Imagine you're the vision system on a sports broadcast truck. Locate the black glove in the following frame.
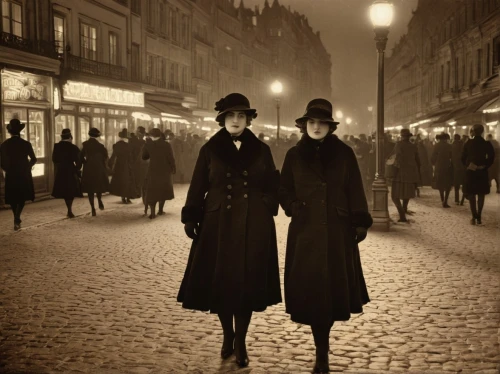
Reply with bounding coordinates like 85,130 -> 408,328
184,222 -> 199,240
355,227 -> 368,243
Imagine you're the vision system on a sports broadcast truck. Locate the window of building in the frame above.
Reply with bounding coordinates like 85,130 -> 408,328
131,0 -> 141,15
80,22 -> 97,61
493,35 -> 500,72
171,9 -> 178,43
446,61 -> 450,89
109,32 -> 118,65
131,43 -> 140,80
147,0 -> 156,30
486,43 -> 490,76
54,14 -> 65,55
454,57 -> 459,89
440,65 -> 444,92
160,1 -> 168,36
477,48 -> 482,80
2,0 -> 22,37
181,14 -> 189,48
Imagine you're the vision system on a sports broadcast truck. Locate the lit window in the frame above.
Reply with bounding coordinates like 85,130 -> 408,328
54,15 -> 64,55
109,32 -> 118,65
80,22 -> 97,61
2,1 -> 22,37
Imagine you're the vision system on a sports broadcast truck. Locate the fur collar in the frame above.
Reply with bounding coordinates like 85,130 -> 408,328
296,133 -> 341,166
205,127 -> 262,170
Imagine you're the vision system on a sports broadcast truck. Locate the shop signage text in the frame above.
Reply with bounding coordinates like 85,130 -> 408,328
1,70 -> 50,103
63,81 -> 144,107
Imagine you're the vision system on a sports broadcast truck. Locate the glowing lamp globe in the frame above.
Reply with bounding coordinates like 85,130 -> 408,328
271,80 -> 283,94
369,1 -> 394,28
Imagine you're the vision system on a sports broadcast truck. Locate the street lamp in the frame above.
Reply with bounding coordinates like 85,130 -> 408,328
346,117 -> 352,125
271,80 -> 283,144
336,110 -> 344,119
369,0 -> 393,231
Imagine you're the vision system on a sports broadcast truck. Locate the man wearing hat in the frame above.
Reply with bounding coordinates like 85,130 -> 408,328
51,128 -> 83,218
108,128 -> 135,204
279,98 -> 372,373
0,118 -> 37,230
431,132 -> 453,208
390,128 -> 421,222
80,127 -> 109,215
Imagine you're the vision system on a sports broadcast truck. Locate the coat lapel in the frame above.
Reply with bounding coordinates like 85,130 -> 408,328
296,134 -> 341,180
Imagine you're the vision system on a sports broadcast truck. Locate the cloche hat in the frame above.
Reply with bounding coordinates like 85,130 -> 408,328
7,118 -> 25,135
118,128 -> 128,139
295,98 -> 340,128
61,128 -> 72,140
214,93 -> 257,124
88,127 -> 101,137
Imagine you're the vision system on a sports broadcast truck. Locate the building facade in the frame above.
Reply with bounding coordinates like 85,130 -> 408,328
385,0 -> 500,139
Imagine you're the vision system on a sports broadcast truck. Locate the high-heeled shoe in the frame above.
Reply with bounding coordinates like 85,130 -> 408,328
67,212 -> 75,218
234,339 -> 249,367
220,333 -> 234,359
91,208 -> 96,217
98,201 -> 104,210
313,350 -> 330,373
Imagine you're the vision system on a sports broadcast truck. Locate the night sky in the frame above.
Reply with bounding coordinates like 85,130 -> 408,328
241,0 -> 419,135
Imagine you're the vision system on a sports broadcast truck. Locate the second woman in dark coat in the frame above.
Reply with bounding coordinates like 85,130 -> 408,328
431,132 -> 454,207
109,128 -> 136,204
279,99 -> 372,374
52,128 -> 82,218
178,93 -> 281,368
142,128 -> 176,219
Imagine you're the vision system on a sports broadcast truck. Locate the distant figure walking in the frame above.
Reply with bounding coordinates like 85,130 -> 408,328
80,127 -> 109,216
0,119 -> 37,230
486,133 -> 500,193
51,129 -> 82,218
141,128 -> 176,219
451,134 -> 466,205
391,129 -> 420,222
431,133 -> 453,208
109,129 -> 135,204
462,124 -> 495,225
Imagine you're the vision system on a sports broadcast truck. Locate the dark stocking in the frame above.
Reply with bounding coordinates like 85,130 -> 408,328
402,199 -> 409,213
15,202 -> 25,223
88,193 -> 95,209
391,197 -> 406,222
97,193 -> 104,209
443,189 -> 450,207
439,189 -> 445,202
234,311 -> 252,366
218,312 -> 234,358
311,321 -> 334,372
158,200 -> 166,214
64,198 -> 74,216
469,194 -> 478,219
460,191 -> 466,205
149,202 -> 156,219
454,185 -> 460,203
477,194 -> 485,221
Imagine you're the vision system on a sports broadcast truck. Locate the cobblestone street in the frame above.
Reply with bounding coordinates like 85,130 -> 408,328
0,186 -> 499,374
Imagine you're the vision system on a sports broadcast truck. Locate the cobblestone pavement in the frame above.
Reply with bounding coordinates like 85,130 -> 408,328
0,186 -> 499,374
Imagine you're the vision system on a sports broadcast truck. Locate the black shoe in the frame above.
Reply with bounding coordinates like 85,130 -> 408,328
91,208 -> 96,217
476,217 -> 482,225
234,340 -> 249,367
144,206 -> 148,215
157,211 -> 165,216
470,218 -> 476,225
221,333 -> 234,359
443,203 -> 451,208
121,197 -> 127,204
397,217 -> 408,223
14,223 -> 21,231
98,201 -> 104,210
67,212 -> 75,219
149,213 -> 156,220
313,351 -> 329,373
126,198 -> 132,204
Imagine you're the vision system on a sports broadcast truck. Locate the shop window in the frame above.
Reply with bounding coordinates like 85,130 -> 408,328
109,32 -> 118,65
2,1 -> 22,37
80,22 -> 97,61
55,114 -> 75,144
54,14 -> 65,55
79,117 -> 90,145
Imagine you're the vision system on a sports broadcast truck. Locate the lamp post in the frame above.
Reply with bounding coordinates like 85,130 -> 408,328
369,0 -> 393,231
271,80 -> 283,144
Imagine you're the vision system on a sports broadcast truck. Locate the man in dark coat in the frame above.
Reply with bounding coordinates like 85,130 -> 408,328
178,93 -> 281,368
451,134 -> 466,205
80,127 -> 109,216
486,133 -> 500,193
52,129 -> 83,218
431,133 -> 454,207
462,124 -> 495,225
142,128 -> 176,219
109,128 -> 135,203
128,129 -> 146,199
0,119 -> 37,230
279,99 -> 372,373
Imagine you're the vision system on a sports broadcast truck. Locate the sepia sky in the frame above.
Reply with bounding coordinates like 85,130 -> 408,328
240,0 -> 419,132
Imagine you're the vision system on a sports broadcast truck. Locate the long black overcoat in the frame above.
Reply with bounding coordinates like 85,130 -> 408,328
0,136 -> 37,204
109,141 -> 135,198
451,140 -> 466,186
52,141 -> 82,199
177,128 -> 282,314
129,136 -> 146,198
279,134 -> 373,326
431,141 -> 453,190
462,136 -> 495,195
417,142 -> 433,186
142,139 -> 176,203
80,138 -> 109,194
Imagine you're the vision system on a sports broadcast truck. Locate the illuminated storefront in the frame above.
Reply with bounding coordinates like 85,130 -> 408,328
1,69 -> 54,196
58,80 -> 145,153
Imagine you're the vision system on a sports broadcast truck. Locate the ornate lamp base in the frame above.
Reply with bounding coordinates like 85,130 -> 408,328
371,177 -> 390,231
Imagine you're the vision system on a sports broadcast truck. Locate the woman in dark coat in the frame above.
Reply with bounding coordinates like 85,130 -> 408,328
462,124 -> 495,225
141,128 -> 176,219
52,128 -> 83,218
451,134 -> 466,205
80,127 -> 109,216
279,99 -> 372,373
109,128 -> 135,203
431,132 -> 454,207
416,134 -> 433,188
0,119 -> 37,230
178,93 -> 281,368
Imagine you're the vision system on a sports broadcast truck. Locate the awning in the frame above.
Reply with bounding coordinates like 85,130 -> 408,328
478,95 -> 499,114
145,100 -> 197,123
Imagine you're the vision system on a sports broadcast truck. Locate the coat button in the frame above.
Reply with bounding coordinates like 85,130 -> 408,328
227,195 -> 232,199
226,172 -> 231,177
302,202 -> 306,205
243,181 -> 248,186
244,194 -> 248,198
227,185 -> 232,190
242,170 -> 248,176
227,205 -> 232,209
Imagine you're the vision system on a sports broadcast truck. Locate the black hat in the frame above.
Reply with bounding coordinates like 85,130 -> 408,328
118,128 -> 128,139
149,128 -> 162,138
61,128 -> 72,140
137,126 -> 146,135
295,99 -> 339,128
88,127 -> 101,137
7,118 -> 25,135
215,93 -> 257,124
400,128 -> 412,137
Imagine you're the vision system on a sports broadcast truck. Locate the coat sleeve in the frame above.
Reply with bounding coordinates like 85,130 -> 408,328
278,149 -> 297,217
73,145 -> 83,171
181,146 -> 210,224
485,142 -> 495,169
0,144 -> 9,172
165,142 -> 176,175
27,142 -> 37,167
346,147 -> 373,229
261,144 -> 280,216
